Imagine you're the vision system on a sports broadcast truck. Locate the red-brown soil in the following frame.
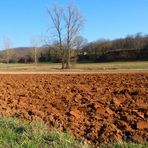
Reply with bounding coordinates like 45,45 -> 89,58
0,73 -> 147,144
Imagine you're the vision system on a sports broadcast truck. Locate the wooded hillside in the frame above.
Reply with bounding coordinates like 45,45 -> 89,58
0,33 -> 148,63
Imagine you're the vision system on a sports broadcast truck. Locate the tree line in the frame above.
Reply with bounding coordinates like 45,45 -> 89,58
79,33 -> 148,62
1,33 -> 148,64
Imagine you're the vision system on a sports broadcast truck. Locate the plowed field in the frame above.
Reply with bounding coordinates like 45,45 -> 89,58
0,73 -> 147,144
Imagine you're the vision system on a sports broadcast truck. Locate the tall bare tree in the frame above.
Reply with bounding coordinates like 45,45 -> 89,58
73,35 -> 87,54
47,3 -> 84,69
64,4 -> 84,68
47,5 -> 65,68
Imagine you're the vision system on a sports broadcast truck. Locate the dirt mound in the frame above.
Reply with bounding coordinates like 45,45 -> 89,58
0,73 -> 147,145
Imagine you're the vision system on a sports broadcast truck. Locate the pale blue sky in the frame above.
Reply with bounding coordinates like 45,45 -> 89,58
0,0 -> 148,49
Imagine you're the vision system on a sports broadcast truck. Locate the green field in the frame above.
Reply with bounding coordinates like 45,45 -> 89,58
0,61 -> 148,72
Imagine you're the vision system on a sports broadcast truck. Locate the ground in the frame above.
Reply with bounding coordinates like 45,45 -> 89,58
0,61 -> 148,72
0,72 -> 147,145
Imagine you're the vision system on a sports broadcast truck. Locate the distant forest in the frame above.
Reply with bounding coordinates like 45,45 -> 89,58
0,33 -> 148,63
80,33 -> 148,62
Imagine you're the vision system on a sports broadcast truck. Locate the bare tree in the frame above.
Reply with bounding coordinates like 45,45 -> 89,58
47,5 -> 65,68
31,35 -> 42,64
64,4 -> 84,68
47,3 -> 84,69
73,35 -> 87,53
3,37 -> 12,64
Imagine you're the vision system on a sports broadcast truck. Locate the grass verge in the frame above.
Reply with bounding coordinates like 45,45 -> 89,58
0,117 -> 147,148
0,61 -> 148,71
0,117 -> 87,148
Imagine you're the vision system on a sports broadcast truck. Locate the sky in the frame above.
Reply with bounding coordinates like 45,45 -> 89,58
0,0 -> 148,49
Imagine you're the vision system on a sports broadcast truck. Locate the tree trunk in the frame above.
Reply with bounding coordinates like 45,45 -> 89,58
61,60 -> 65,69
65,48 -> 71,69
66,60 -> 70,69
61,48 -> 65,69
34,48 -> 38,64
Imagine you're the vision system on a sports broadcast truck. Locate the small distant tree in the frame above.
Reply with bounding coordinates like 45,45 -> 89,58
9,50 -> 19,63
31,35 -> 42,64
134,32 -> 143,50
3,37 -> 12,64
73,35 -> 87,54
